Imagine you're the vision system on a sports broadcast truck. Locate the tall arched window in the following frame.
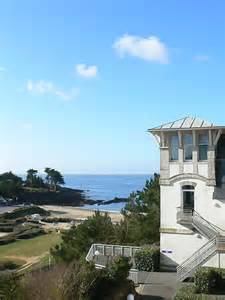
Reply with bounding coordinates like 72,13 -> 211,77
182,185 -> 195,210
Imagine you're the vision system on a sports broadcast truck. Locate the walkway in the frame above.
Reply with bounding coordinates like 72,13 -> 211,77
137,272 -> 178,300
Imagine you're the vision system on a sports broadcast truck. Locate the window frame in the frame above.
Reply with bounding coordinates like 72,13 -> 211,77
183,133 -> 193,161
169,134 -> 179,162
198,133 -> 208,161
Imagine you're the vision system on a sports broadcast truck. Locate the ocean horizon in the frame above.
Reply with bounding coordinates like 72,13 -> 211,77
64,174 -> 151,212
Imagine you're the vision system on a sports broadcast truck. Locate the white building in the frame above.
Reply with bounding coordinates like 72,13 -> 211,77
149,117 -> 225,281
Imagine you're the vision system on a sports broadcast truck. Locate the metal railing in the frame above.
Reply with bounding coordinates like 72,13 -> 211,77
86,243 -> 141,265
177,209 -> 225,281
176,208 -> 193,224
86,243 -> 141,284
192,211 -> 219,239
177,237 -> 217,281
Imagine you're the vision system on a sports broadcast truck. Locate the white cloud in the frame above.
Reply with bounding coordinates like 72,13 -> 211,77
26,80 -> 79,101
76,64 -> 98,78
113,34 -> 169,64
194,55 -> 209,62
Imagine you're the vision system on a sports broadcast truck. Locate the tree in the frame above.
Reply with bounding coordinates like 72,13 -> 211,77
116,173 -> 160,245
52,211 -> 116,263
44,168 -> 65,191
0,172 -> 23,199
26,169 -> 38,187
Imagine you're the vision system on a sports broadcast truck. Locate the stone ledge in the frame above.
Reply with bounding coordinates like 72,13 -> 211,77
160,227 -> 193,234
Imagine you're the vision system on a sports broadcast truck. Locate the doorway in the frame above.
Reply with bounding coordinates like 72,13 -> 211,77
182,185 -> 194,211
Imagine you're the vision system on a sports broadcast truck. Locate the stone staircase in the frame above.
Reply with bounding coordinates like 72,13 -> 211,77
177,209 -> 225,281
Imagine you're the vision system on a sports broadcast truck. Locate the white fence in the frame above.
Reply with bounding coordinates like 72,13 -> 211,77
86,243 -> 142,284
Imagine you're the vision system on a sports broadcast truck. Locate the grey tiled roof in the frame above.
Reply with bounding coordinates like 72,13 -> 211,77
150,117 -> 215,131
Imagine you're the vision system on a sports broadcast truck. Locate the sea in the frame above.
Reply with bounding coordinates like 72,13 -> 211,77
64,174 -> 151,212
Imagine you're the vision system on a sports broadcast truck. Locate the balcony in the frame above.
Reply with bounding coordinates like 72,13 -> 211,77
176,207 -> 193,225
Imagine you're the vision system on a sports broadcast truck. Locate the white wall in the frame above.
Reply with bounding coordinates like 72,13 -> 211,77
160,232 -> 207,266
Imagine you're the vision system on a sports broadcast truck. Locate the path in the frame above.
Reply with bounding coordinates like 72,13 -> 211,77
137,272 -> 178,300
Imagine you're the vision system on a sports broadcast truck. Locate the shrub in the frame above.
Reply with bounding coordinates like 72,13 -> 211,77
42,217 -> 73,223
0,226 -> 13,232
106,256 -> 132,282
0,234 -> 16,245
134,246 -> 160,272
173,285 -> 196,300
194,267 -> 222,294
2,206 -> 50,220
0,261 -> 20,271
17,228 -> 45,239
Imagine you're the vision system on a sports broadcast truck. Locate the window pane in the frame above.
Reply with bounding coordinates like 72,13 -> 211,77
183,191 -> 194,209
184,134 -> 193,160
198,134 -> 208,161
199,145 -> 208,160
170,135 -> 178,161
199,134 -> 208,145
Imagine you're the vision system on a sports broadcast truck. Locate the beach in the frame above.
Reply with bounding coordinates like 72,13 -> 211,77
41,205 -> 123,223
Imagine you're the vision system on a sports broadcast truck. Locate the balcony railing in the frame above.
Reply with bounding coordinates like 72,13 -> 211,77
176,207 -> 193,224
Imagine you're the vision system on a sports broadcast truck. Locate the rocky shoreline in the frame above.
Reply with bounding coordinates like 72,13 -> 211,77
0,187 -> 128,208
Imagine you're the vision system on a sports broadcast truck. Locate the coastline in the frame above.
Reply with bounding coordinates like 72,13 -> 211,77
40,205 -> 123,223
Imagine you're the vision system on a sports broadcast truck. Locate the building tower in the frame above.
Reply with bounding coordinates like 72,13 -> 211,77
149,117 -> 225,280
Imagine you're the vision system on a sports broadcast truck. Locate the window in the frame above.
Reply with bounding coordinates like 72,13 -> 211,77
198,134 -> 208,161
184,134 -> 193,160
182,185 -> 194,210
170,135 -> 179,161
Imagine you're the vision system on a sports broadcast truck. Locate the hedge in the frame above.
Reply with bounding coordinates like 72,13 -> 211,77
0,234 -> 16,245
0,226 -> 13,232
16,228 -> 45,239
42,217 -> 73,223
0,261 -> 21,271
173,285 -> 196,300
1,206 -> 50,220
134,247 -> 160,272
194,267 -> 223,294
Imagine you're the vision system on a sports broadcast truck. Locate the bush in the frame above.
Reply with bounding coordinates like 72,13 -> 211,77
134,246 -> 160,272
17,228 -> 45,239
0,261 -> 21,271
194,267 -> 222,294
173,285 -> 196,300
2,206 -> 50,220
106,256 -> 132,282
42,217 -> 73,223
0,234 -> 16,245
0,226 -> 13,232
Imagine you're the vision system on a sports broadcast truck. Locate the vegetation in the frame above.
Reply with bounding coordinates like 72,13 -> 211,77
119,173 -> 160,245
173,285 -> 196,300
52,174 -> 160,263
134,246 -> 160,272
25,169 -> 45,188
0,168 -> 66,202
1,206 -> 50,220
0,257 -> 135,300
194,267 -> 223,294
52,211 -> 116,262
174,268 -> 225,299
0,232 -> 61,259
0,172 -> 23,200
44,167 -> 65,191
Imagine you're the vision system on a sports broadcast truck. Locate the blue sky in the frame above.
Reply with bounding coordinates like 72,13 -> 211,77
0,0 -> 225,174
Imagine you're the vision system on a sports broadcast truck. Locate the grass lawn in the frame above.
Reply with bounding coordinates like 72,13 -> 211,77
0,232 -> 61,259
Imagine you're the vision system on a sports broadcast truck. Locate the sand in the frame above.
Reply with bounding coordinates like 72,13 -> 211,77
40,205 -> 123,223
